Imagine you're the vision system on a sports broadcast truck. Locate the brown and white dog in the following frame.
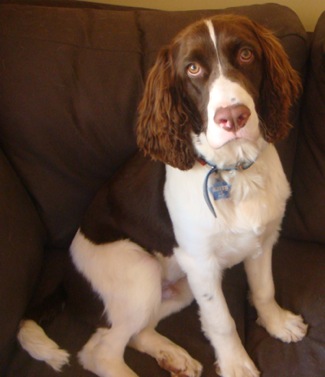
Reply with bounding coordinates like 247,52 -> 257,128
18,14 -> 308,377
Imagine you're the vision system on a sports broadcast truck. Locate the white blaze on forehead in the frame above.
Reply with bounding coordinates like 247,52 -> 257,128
204,19 -> 217,49
204,19 -> 223,75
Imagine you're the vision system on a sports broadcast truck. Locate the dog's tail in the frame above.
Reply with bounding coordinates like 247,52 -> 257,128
17,279 -> 70,371
17,319 -> 70,371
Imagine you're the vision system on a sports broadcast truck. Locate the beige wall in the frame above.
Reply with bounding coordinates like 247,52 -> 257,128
81,0 -> 324,31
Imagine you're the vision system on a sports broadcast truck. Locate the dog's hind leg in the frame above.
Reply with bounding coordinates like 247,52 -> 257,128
71,233 -> 163,377
130,328 -> 202,377
78,327 -> 139,377
129,277 -> 202,377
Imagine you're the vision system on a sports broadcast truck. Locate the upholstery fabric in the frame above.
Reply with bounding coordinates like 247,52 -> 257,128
0,4 -> 141,248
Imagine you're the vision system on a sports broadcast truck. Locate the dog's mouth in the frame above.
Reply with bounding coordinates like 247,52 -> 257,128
209,134 -> 245,150
193,131 -> 265,170
206,124 -> 261,150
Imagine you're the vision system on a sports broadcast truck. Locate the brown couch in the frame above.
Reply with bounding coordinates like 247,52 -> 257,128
0,1 -> 324,376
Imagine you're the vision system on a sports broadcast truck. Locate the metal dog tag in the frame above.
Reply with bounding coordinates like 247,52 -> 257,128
210,177 -> 231,200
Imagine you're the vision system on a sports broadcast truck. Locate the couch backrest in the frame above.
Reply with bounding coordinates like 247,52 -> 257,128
0,4 -> 142,248
0,2 -> 308,249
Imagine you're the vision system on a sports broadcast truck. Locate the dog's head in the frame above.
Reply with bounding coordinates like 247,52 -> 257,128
137,14 -> 301,170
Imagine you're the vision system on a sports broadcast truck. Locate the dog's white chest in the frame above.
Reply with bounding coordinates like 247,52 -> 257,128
164,144 -> 290,267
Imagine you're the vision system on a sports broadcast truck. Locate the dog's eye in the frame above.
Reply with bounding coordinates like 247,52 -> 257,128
238,48 -> 254,64
187,63 -> 202,77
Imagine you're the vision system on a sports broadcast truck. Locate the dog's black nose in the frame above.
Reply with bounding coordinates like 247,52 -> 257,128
214,104 -> 251,132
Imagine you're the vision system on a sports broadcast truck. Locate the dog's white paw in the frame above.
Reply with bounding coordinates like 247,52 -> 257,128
215,351 -> 260,377
257,308 -> 308,343
157,344 -> 202,377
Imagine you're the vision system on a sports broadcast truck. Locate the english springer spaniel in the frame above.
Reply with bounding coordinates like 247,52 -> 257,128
18,14 -> 308,377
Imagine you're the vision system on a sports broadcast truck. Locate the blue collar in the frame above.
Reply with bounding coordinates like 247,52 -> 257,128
198,157 -> 255,218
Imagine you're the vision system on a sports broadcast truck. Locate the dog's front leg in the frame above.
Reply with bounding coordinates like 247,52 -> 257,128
175,248 -> 260,377
244,242 -> 308,343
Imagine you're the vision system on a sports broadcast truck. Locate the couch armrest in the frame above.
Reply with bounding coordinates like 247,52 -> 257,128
284,11 -> 325,242
0,149 -> 45,372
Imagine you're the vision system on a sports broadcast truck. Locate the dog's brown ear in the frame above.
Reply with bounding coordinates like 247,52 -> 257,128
137,47 -> 197,170
252,22 -> 302,142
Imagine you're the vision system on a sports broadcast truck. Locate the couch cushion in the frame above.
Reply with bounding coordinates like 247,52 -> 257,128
0,149 -> 44,373
0,4 -> 142,248
285,12 -> 325,243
